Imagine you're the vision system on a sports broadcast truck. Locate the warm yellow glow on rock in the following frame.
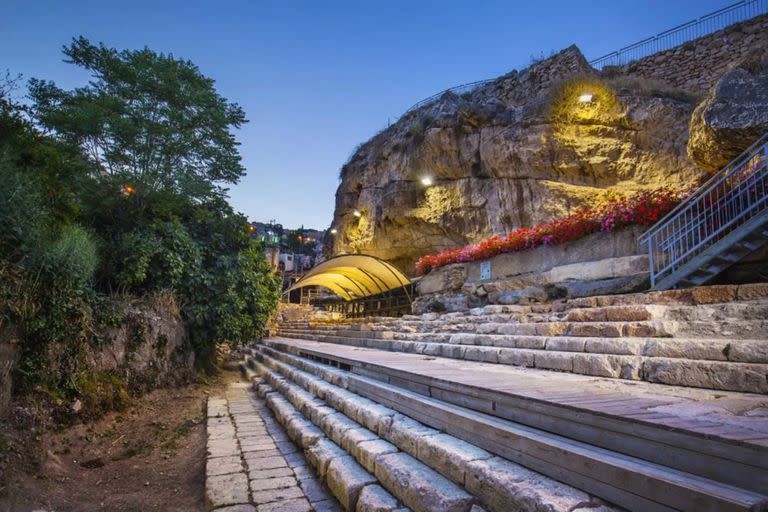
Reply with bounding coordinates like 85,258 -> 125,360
413,185 -> 459,223
549,77 -> 624,126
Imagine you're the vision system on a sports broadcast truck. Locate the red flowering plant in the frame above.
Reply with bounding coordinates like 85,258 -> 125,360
414,188 -> 685,275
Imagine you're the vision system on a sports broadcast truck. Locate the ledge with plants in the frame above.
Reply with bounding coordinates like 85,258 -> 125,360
415,188 -> 686,275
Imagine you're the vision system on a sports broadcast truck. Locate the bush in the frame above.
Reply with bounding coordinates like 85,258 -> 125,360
43,225 -> 99,288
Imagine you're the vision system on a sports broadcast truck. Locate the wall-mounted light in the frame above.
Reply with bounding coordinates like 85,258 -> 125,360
330,228 -> 338,234
578,93 -> 594,103
353,210 -> 362,218
420,176 -> 433,186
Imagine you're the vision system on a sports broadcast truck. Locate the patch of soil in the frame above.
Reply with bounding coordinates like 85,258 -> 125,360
0,371 -> 240,512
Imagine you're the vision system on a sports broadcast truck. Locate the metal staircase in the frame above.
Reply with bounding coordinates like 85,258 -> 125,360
640,132 -> 768,290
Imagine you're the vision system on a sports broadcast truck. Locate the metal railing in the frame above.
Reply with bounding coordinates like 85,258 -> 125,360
393,0 -> 766,123
590,0 -> 768,69
313,284 -> 414,318
401,78 -> 496,117
639,132 -> 768,288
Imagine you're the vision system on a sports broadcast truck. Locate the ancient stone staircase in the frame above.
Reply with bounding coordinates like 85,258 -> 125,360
225,284 -> 768,511
276,283 -> 768,394
238,342 -> 768,511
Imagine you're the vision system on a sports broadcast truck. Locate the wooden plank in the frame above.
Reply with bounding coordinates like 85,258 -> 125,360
345,372 -> 766,512
264,338 -> 768,479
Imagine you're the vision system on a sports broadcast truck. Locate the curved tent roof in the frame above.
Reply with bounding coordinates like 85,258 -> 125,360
286,254 -> 411,301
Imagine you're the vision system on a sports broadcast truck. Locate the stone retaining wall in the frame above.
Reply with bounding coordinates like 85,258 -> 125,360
414,227 -> 648,313
619,14 -> 768,93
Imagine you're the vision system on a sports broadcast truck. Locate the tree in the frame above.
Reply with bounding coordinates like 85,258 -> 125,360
29,36 -> 247,200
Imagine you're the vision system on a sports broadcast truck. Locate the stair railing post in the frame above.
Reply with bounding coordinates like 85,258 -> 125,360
647,237 -> 656,289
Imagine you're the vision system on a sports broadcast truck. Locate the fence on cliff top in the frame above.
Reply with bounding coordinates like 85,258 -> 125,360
589,0 -> 768,69
397,0 -> 767,120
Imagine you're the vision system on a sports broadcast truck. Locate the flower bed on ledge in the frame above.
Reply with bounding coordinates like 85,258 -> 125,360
415,188 -> 685,275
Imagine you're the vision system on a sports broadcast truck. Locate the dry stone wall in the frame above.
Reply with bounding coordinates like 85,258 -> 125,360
621,14 -> 768,93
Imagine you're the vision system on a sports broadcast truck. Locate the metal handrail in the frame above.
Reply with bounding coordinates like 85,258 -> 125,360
402,78 -> 496,116
640,131 -> 768,242
590,0 -> 767,69
639,132 -> 768,288
392,1 -> 766,123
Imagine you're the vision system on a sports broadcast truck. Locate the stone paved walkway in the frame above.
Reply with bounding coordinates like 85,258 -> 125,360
205,381 -> 342,511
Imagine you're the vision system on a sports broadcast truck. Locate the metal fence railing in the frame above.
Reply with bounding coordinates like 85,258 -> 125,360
589,0 -> 768,69
393,0 -> 767,123
639,132 -> 768,288
401,78 -> 496,117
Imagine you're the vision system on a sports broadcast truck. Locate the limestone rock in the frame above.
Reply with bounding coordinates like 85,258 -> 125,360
688,49 -> 768,172
331,46 -> 704,272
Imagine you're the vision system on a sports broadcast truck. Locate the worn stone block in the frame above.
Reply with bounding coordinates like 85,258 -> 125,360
355,484 -> 401,512
497,348 -> 535,367
248,467 -> 294,481
535,352 -> 574,372
381,416 -> 439,457
208,437 -> 241,458
306,439 -> 348,477
206,472 -> 250,508
642,358 -> 768,393
340,427 -> 380,454
545,337 -> 586,352
374,452 -> 473,512
250,475 -> 298,492
207,455 -> 244,477
353,439 -> 399,473
355,403 -> 396,433
466,456 -> 590,512
325,456 -> 377,511
416,433 -> 491,486
257,497 -> 312,512
251,485 -> 305,505
244,455 -> 288,471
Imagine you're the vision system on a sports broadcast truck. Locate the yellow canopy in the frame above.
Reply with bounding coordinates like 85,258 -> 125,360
286,254 -> 411,301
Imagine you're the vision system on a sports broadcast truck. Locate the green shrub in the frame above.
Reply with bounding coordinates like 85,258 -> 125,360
44,225 -> 99,288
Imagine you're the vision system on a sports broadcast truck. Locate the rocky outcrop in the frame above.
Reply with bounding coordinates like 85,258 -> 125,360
688,49 -> 768,172
332,46 -> 705,272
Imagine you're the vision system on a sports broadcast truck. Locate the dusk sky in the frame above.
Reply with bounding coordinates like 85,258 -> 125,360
2,0 -> 727,229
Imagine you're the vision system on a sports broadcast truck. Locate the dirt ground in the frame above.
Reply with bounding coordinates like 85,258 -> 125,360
0,371 -> 240,512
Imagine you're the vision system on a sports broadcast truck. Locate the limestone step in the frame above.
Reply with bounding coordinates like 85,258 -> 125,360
262,338 -> 768,492
247,350 -> 616,512
274,329 -> 768,393
250,359 -> 483,512
279,300 -> 768,339
252,376 -> 407,511
278,327 -> 768,364
249,342 -> 768,512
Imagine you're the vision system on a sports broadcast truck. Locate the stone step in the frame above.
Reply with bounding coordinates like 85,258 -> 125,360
277,327 -> 768,364
274,329 -> 768,393
248,350 -> 618,512
249,358 -> 485,512
249,343 -> 768,512
252,375 -> 407,511
262,338 -> 768,491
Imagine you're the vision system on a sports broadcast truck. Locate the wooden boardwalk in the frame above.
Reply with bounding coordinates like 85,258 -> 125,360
268,337 -> 768,446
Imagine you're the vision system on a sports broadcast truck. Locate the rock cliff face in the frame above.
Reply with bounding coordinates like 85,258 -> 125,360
688,49 -> 768,172
331,46 -> 705,272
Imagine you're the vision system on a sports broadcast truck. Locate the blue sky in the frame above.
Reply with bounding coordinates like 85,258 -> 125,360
2,0 -> 728,229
